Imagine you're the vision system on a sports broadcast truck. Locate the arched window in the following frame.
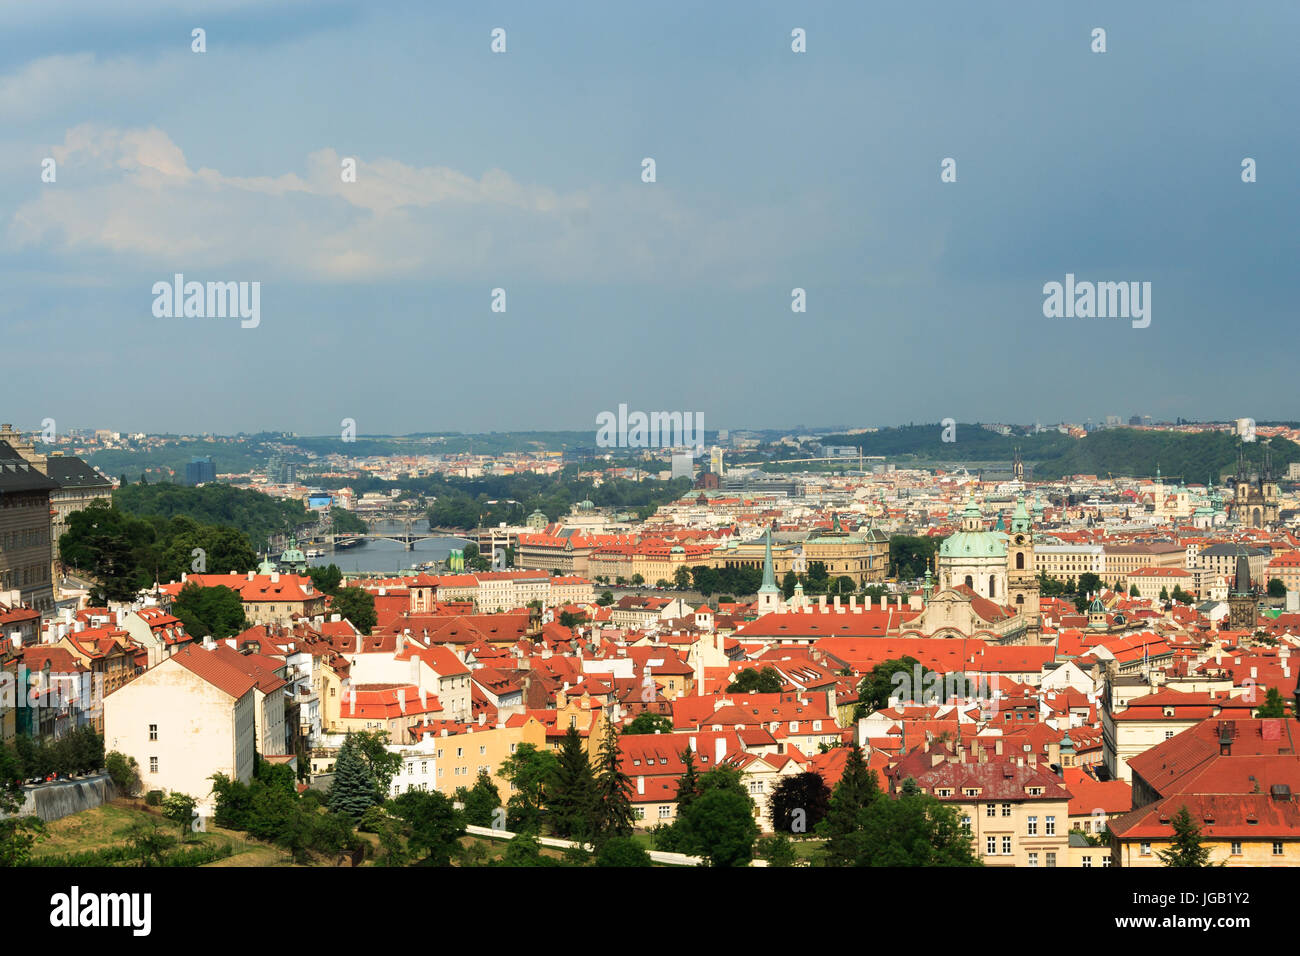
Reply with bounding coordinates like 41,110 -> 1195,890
1016,595 -> 1024,605
964,575 -> 973,589
989,576 -> 997,598
1016,553 -> 1025,570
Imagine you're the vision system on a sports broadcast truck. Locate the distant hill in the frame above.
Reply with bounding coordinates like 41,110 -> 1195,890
816,425 -> 1299,482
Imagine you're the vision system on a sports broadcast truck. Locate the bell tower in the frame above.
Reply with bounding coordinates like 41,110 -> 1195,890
1006,495 -> 1041,640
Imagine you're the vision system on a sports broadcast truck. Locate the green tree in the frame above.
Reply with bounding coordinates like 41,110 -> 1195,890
1256,686 -> 1287,718
768,771 -> 832,835
547,726 -> 599,841
854,657 -> 941,718
331,586 -> 377,634
597,590 -> 615,606
172,582 -> 248,640
673,566 -> 692,590
854,791 -> 981,866
818,745 -> 879,866
0,744 -> 45,865
675,784 -> 758,867
1130,584 -> 1140,597
308,563 -> 344,595
1268,578 -> 1287,598
499,742 -> 558,834
596,835 -> 652,867
675,748 -> 702,814
592,723 -> 635,846
461,770 -> 502,828
105,751 -> 142,797
1159,586 -> 1170,602
1157,805 -> 1217,867
350,731 -> 403,800
162,792 -> 198,840
756,833 -> 798,867
390,790 -> 465,866
126,819 -> 176,867
781,569 -> 799,600
727,666 -> 783,694
329,733 -> 380,819
622,712 -> 674,735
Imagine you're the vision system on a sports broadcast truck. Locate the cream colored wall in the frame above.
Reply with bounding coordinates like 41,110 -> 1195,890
103,659 -> 255,812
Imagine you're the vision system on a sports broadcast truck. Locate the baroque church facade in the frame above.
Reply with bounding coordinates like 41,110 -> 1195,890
924,494 -> 1042,644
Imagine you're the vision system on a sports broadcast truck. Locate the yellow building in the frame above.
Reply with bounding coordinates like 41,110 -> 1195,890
887,738 -> 1073,867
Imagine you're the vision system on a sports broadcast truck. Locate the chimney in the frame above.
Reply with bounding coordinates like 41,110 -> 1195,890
248,570 -> 255,581
817,595 -> 827,611
715,736 -> 726,766
271,572 -> 280,583
833,595 -> 841,613
849,595 -> 857,612
864,596 -> 872,611
181,572 -> 187,583
637,776 -> 645,795
995,738 -> 1003,756
689,735 -> 697,753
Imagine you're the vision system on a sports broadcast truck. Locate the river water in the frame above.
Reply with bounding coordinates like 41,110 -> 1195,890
306,520 -> 471,575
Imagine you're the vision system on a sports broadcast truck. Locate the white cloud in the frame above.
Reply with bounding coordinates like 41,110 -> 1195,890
9,125 -> 798,283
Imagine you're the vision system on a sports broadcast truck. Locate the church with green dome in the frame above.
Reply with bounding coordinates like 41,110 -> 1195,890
929,492 -> 1043,642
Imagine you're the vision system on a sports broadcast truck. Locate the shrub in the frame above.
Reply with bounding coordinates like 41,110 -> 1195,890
145,790 -> 164,807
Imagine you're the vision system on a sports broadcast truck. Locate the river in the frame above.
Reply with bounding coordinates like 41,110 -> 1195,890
307,520 -> 472,575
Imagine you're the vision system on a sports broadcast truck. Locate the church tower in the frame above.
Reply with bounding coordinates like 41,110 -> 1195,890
1012,447 -> 1025,483
1227,550 -> 1258,631
756,528 -> 782,616
1006,494 -> 1041,640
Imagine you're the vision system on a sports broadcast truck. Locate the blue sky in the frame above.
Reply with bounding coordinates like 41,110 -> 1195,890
1,0 -> 1295,436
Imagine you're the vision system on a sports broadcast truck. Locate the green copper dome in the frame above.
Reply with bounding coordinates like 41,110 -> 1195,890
939,532 -> 1008,558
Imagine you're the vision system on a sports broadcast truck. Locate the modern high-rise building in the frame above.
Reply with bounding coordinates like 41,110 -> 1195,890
185,456 -> 216,485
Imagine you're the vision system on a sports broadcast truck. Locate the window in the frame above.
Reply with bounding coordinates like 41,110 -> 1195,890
1027,816 -> 1038,835
148,724 -> 157,741
1140,842 -> 1151,856
986,836 -> 996,855
1001,836 -> 1012,855
748,781 -> 764,795
420,761 -> 427,774
961,816 -> 971,834
149,756 -> 158,773
634,807 -> 645,820
480,745 -> 486,756
1165,730 -> 1175,740
1001,803 -> 1012,817
1231,841 -> 1242,855
986,803 -> 996,818
658,805 -> 672,819
1273,842 -> 1283,856
1046,852 -> 1056,868
1103,856 -> 1112,867
1082,855 -> 1092,868
936,788 -> 952,797
1027,852 -> 1038,867
456,747 -> 463,757
1045,815 -> 1055,836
